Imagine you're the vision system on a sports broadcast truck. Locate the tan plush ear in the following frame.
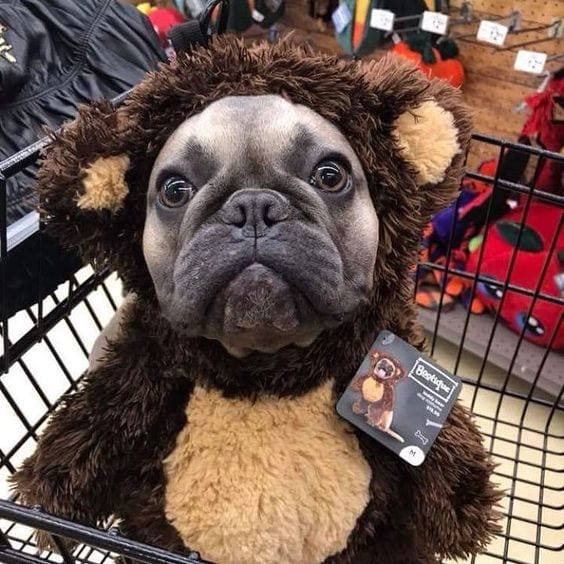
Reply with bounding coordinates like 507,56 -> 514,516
77,154 -> 130,211
393,100 -> 460,186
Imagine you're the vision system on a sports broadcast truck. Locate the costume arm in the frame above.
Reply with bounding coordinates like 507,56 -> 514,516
351,373 -> 369,392
11,302 -> 192,533
406,402 -> 502,559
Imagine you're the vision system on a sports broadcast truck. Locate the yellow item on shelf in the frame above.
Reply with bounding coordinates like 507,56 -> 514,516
137,3 -> 155,15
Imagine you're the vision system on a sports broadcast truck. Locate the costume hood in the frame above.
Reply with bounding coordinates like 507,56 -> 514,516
38,37 -> 472,397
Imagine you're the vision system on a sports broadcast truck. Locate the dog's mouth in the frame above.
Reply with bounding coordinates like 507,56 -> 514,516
222,263 -> 300,335
200,262 -> 349,355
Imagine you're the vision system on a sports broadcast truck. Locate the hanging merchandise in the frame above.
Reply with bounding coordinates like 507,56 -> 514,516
465,201 -> 564,350
391,33 -> 464,87
335,0 -> 427,58
0,0 -> 164,319
520,69 -> 564,194
222,0 -> 285,32
174,0 -> 207,18
253,0 -> 285,27
140,5 -> 187,47
309,0 -> 339,22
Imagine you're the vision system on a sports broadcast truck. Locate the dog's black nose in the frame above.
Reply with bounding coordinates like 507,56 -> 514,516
221,189 -> 289,237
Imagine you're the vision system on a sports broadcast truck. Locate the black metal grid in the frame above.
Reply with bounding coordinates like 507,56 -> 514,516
0,133 -> 562,563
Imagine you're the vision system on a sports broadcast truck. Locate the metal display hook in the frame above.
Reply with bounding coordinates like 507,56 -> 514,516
495,20 -> 563,52
441,10 -> 521,43
441,9 -> 562,53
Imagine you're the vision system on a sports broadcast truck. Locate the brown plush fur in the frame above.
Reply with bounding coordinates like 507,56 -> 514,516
13,37 -> 502,563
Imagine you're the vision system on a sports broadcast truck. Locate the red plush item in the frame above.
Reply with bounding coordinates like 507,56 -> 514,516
521,73 -> 564,193
466,201 -> 564,350
391,41 -> 464,88
147,7 -> 186,46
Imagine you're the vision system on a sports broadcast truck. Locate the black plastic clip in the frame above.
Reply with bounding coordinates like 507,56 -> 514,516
168,0 -> 230,53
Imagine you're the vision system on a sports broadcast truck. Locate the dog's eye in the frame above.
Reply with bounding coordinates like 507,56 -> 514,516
159,176 -> 195,208
310,160 -> 349,193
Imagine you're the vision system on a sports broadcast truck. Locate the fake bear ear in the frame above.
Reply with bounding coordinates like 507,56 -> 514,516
37,100 -> 150,289
392,100 -> 460,187
361,54 -> 472,221
77,154 -> 130,212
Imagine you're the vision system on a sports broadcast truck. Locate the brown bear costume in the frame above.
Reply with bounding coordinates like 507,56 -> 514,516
13,37 -> 502,564
351,352 -> 406,441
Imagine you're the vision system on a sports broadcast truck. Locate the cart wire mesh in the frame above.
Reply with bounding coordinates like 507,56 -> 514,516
0,133 -> 562,564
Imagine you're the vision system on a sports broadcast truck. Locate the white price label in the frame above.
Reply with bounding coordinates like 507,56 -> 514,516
252,9 -> 265,23
332,4 -> 352,34
476,20 -> 509,46
370,9 -> 395,32
420,11 -> 449,35
514,50 -> 547,74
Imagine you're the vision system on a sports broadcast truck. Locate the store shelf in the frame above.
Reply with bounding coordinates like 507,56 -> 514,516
419,304 -> 563,399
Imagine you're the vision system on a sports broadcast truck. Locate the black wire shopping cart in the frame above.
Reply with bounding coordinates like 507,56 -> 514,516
0,132 -> 562,563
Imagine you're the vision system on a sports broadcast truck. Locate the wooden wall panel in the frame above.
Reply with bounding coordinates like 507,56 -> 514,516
449,0 -> 563,167
278,0 -> 563,168
128,0 -> 562,168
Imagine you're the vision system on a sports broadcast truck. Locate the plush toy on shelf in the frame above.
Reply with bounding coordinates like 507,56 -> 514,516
13,35 -> 501,564
137,3 -> 187,47
465,200 -> 564,350
519,69 -> 564,194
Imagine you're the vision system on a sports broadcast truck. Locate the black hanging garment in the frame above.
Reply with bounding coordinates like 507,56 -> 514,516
0,0 -> 165,318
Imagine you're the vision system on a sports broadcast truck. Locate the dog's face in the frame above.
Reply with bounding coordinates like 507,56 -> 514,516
143,95 -> 379,356
372,355 -> 403,383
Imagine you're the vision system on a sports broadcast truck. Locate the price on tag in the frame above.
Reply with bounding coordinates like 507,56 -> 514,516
332,3 -> 352,34
514,50 -> 547,74
420,11 -> 449,35
476,20 -> 509,46
370,9 -> 395,32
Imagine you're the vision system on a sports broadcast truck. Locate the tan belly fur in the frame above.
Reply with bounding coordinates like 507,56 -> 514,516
362,378 -> 384,403
164,380 -> 372,564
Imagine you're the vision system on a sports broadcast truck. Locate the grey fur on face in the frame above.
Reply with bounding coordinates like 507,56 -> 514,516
143,95 -> 379,356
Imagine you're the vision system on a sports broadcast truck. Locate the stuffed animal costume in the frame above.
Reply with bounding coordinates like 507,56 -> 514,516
13,37 -> 501,564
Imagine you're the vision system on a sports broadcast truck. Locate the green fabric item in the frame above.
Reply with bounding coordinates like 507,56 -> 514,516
227,0 -> 253,32
335,0 -> 386,58
436,38 -> 459,60
468,234 -> 483,253
496,221 -> 544,252
405,32 -> 436,64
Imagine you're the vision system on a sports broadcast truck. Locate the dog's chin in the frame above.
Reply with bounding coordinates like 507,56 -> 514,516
204,263 -> 323,356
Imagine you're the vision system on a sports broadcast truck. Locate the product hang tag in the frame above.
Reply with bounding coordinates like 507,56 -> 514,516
476,20 -> 509,46
420,11 -> 449,35
370,9 -> 395,32
336,331 -> 462,467
332,3 -> 352,34
514,50 -> 547,74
